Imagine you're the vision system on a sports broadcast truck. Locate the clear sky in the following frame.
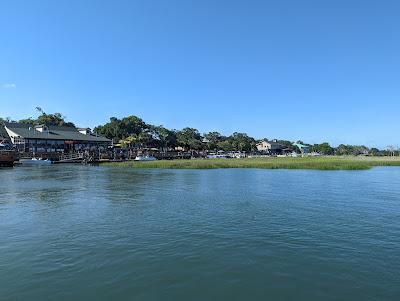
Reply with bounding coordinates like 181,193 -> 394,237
1,0 -> 399,147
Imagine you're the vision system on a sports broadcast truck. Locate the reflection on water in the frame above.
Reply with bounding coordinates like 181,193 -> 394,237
1,165 -> 400,300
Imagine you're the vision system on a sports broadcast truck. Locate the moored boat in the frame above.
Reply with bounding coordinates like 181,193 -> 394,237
134,155 -> 157,161
20,158 -> 52,165
0,143 -> 18,167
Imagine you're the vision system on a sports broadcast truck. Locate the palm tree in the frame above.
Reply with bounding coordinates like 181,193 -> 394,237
119,134 -> 138,148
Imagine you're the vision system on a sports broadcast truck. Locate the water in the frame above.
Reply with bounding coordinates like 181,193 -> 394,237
1,165 -> 399,300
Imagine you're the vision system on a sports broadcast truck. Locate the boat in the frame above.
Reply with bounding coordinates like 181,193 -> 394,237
20,157 -> 52,165
206,151 -> 230,159
134,155 -> 157,161
0,143 -> 17,167
206,154 -> 229,159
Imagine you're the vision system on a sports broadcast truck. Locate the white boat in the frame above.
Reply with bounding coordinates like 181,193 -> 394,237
207,154 -> 229,159
20,158 -> 52,164
134,155 -> 157,161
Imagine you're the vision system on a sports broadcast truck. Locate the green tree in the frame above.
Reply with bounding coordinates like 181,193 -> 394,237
229,132 -> 255,152
94,117 -> 124,142
149,126 -> 177,150
121,116 -> 147,136
36,112 -> 75,127
18,118 -> 36,124
119,135 -> 138,148
204,131 -> 223,150
335,144 -> 370,156
217,140 -> 234,151
312,142 -> 334,155
369,148 -> 381,156
94,115 -> 148,143
137,131 -> 152,146
176,128 -> 203,150
16,108 -> 75,127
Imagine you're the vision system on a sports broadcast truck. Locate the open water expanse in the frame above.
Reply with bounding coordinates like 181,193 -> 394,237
1,165 -> 399,300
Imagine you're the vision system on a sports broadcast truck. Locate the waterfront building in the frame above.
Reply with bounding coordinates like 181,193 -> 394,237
256,140 -> 285,154
292,142 -> 311,154
2,123 -> 111,153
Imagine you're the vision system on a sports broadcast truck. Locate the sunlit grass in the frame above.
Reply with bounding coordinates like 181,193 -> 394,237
105,156 -> 400,170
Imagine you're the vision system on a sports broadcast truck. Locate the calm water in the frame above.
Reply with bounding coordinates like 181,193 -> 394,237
1,165 -> 400,300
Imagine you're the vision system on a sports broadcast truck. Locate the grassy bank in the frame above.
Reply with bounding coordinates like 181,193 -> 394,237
105,156 -> 400,170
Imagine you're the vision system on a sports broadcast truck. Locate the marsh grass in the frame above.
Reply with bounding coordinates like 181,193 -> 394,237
106,156 -> 400,170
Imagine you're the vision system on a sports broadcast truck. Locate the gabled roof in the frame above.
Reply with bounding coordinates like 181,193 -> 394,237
4,123 -> 110,143
293,143 -> 309,149
257,140 -> 284,146
0,124 -> 10,140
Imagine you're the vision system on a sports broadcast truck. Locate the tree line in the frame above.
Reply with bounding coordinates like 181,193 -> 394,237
92,116 -> 258,152
1,110 -> 398,156
1,108 -> 75,128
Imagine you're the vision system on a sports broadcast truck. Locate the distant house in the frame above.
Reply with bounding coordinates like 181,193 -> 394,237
292,142 -> 311,154
3,123 -> 111,153
256,140 -> 285,154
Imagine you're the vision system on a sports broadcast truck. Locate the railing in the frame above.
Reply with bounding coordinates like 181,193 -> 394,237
59,152 -> 84,162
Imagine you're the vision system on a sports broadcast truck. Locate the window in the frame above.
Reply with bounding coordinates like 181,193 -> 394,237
13,137 -> 25,144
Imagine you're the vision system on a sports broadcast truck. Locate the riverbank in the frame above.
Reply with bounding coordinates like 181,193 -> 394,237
105,156 -> 400,170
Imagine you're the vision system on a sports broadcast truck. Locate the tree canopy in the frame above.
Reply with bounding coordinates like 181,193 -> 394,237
312,142 -> 334,155
93,116 -> 147,143
1,109 -> 395,155
176,128 -> 203,150
16,107 -> 75,127
336,144 -> 369,156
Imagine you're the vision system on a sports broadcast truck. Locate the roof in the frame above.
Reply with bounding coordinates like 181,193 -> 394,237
0,124 -> 10,140
257,140 -> 284,146
4,123 -> 110,143
293,143 -> 309,148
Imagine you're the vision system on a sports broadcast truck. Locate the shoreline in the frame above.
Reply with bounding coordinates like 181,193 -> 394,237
104,156 -> 400,170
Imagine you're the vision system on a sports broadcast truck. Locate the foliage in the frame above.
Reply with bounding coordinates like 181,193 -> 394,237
204,131 -> 223,150
217,140 -> 234,152
17,108 -> 75,127
176,128 -> 203,150
228,132 -> 256,152
38,113 -> 75,127
93,116 -> 147,143
3,109 -> 397,155
149,126 -> 177,149
336,144 -> 369,156
204,132 -> 256,152
312,142 -> 334,155
119,135 -> 138,148
2,109 -> 74,127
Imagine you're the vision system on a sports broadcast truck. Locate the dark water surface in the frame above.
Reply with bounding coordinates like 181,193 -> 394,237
1,165 -> 399,300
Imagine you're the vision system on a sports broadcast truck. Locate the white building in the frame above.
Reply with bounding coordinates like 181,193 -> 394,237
256,140 -> 285,153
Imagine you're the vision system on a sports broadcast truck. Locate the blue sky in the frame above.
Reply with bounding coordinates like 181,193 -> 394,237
1,0 -> 399,147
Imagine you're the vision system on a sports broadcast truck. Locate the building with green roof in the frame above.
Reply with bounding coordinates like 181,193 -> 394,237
292,142 -> 311,154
